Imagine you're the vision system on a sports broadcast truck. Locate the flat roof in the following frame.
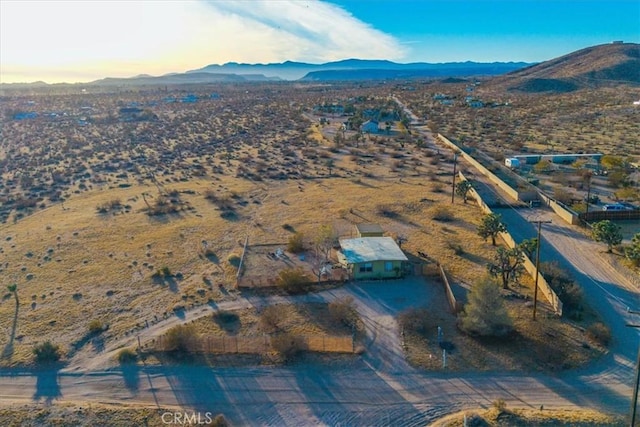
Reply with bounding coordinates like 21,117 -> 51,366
339,237 -> 408,264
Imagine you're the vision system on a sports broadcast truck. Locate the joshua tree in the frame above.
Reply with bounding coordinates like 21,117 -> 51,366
7,284 -> 18,307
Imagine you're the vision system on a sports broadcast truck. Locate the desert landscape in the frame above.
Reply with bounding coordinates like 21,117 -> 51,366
0,26 -> 639,425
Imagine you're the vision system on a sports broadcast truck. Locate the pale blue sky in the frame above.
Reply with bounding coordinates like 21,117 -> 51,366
1,0 -> 638,83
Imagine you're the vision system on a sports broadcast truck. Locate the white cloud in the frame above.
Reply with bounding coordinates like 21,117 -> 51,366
0,0 -> 405,83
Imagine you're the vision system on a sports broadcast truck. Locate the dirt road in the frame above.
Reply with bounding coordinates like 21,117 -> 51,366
0,277 -> 636,425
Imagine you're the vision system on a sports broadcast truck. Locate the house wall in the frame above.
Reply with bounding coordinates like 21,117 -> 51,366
357,231 -> 384,238
351,260 -> 403,280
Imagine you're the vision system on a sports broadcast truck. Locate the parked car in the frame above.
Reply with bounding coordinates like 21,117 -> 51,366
602,204 -> 627,211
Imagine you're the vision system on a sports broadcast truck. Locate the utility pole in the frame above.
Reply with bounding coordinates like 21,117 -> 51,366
529,219 -> 552,320
451,152 -> 458,204
584,172 -> 593,216
627,319 -> 640,427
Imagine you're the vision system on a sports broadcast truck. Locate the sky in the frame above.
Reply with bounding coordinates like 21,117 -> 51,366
1,0 -> 638,83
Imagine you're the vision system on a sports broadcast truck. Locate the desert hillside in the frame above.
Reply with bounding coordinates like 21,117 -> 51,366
490,42 -> 640,92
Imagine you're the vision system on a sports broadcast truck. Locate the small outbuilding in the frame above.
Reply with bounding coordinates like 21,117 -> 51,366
337,236 -> 408,280
355,223 -> 384,238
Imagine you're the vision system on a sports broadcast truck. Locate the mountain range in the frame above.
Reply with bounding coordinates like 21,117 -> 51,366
2,42 -> 638,91
187,59 -> 531,81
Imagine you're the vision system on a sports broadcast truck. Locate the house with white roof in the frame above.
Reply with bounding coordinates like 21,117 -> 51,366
337,236 -> 408,280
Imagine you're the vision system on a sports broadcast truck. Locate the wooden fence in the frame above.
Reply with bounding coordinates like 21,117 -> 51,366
155,334 -> 353,354
438,264 -> 463,314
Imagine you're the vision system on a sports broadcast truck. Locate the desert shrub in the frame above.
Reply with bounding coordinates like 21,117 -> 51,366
328,296 -> 357,328
213,310 -> 239,326
540,262 -> 584,317
153,266 -> 172,279
33,341 -> 61,364
282,223 -> 295,232
430,182 -> 444,193
226,254 -> 241,268
430,206 -> 454,222
398,308 -> 437,336
260,306 -> 284,333
271,333 -> 306,361
276,268 -> 309,294
586,322 -> 611,347
460,276 -> 512,337
287,232 -> 305,253
492,398 -> 507,412
117,348 -> 138,364
553,187 -> 574,205
88,319 -> 104,334
447,240 -> 465,255
376,204 -> 399,218
210,415 -> 229,427
161,324 -> 199,353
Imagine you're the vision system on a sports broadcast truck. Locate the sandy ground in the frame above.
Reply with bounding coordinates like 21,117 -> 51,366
0,101 -> 637,426
0,274 -> 636,426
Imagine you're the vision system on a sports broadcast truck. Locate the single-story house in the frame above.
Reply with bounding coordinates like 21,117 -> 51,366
337,236 -> 408,280
355,223 -> 384,238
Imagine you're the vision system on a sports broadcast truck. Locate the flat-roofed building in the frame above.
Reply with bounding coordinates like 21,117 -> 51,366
337,236 -> 408,280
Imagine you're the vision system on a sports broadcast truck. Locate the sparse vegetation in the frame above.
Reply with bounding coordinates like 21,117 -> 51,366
430,205 -> 455,222
88,319 -> 105,334
459,276 -> 512,337
160,324 -> 199,354
117,348 -> 138,364
477,213 -> 506,246
32,341 -> 61,364
287,232 -> 305,253
276,267 -> 310,294
586,322 -> 611,347
328,296 -> 357,328
487,247 -> 525,289
591,220 -> 623,253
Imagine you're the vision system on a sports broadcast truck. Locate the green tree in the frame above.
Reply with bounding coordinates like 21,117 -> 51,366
517,238 -> 538,259
477,213 -> 507,246
591,220 -> 623,253
460,276 -> 512,337
455,180 -> 473,203
487,247 -> 525,289
624,233 -> 640,266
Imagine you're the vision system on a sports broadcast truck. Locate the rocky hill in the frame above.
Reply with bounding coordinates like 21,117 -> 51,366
491,42 -> 640,92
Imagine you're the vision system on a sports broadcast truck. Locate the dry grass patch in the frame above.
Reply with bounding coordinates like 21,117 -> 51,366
0,403 -> 228,427
401,286 -> 606,372
431,406 -> 625,427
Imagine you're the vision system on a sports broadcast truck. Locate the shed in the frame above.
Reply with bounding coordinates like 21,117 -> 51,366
337,237 -> 408,280
355,223 -> 384,238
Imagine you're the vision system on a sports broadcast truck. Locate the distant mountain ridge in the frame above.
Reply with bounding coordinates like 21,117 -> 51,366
189,59 -> 531,81
490,42 -> 640,92
5,43 -> 637,88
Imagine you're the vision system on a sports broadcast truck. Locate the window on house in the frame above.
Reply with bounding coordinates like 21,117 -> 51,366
359,262 -> 373,273
384,261 -> 394,272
